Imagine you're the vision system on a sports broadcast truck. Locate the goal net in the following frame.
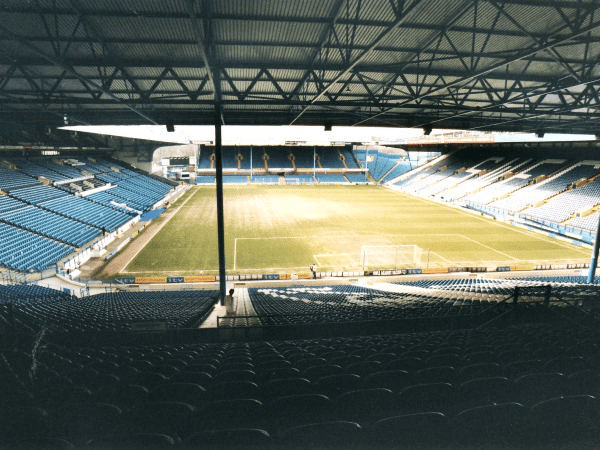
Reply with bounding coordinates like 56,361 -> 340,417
360,244 -> 423,270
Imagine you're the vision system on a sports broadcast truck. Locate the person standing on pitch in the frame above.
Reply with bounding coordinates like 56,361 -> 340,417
310,263 -> 317,280
224,288 -> 236,316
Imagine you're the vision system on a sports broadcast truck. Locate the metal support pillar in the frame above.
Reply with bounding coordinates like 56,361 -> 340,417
544,285 -> 551,307
587,214 -> 600,283
214,71 -> 227,302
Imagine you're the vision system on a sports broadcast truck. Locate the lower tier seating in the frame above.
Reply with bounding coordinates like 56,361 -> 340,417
0,223 -> 72,272
39,195 -> 132,232
0,205 -> 101,247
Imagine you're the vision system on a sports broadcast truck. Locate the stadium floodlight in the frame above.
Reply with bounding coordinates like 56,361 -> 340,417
536,130 -> 545,138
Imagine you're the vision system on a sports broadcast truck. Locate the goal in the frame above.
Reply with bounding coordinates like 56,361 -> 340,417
360,244 -> 423,270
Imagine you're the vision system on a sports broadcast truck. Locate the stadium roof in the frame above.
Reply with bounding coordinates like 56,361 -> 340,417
2,0 -> 600,145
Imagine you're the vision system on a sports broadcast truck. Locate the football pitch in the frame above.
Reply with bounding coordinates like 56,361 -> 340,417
124,185 -> 590,275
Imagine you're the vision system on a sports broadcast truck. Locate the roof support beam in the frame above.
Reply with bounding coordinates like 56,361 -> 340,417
490,1 -> 585,83
69,1 -> 149,105
0,25 -> 158,125
289,0 -> 346,113
354,14 -> 600,126
187,0 -> 219,121
417,72 -> 600,129
353,0 -> 475,121
290,0 -> 422,124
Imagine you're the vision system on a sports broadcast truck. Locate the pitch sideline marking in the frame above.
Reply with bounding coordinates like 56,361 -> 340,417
458,234 -> 519,261
122,187 -> 199,273
233,238 -> 237,271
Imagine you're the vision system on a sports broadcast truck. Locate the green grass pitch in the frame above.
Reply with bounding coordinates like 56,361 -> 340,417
125,185 -> 590,275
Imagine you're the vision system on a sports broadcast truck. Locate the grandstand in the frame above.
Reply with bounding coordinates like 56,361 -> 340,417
4,2 -> 600,449
193,145 -> 375,186
2,275 -> 600,448
0,157 -> 175,273
392,145 -> 600,245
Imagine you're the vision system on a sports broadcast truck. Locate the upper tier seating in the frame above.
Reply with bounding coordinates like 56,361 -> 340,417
393,154 -> 459,187
463,161 -> 562,205
370,154 -> 400,181
14,161 -> 72,182
34,160 -> 86,179
238,148 -> 251,169
0,166 -> 40,191
221,149 -> 238,168
8,185 -> 69,205
106,185 -> 158,211
451,158 -> 530,203
292,148 -> 315,168
405,161 -> 467,192
252,149 -> 265,169
60,178 -> 107,195
1,157 -> 172,271
341,149 -> 359,169
433,157 -> 512,201
318,149 -> 345,169
197,151 -> 212,169
266,150 -> 293,169
418,160 -> 479,197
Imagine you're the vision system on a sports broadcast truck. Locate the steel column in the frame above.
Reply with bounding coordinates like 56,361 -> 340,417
214,70 -> 227,301
587,214 -> 600,283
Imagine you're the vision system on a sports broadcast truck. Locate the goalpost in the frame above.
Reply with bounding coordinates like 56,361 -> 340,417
360,244 -> 423,270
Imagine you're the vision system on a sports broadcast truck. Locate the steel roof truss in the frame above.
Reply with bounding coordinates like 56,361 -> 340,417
290,0 -> 424,124
0,65 -> 17,92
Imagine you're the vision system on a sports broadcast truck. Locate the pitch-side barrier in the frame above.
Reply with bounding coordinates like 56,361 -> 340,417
114,262 -> 590,285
